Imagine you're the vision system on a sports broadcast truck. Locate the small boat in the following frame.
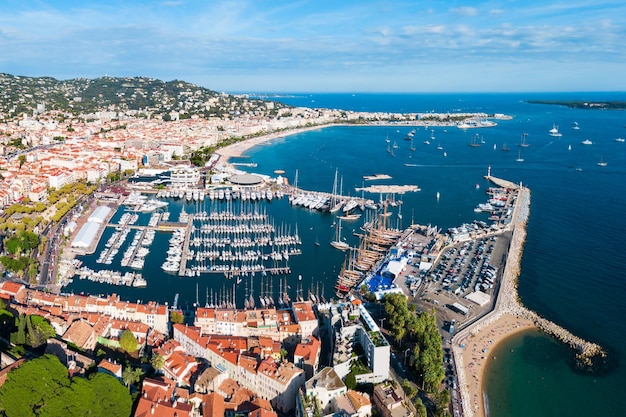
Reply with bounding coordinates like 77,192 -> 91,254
615,137 -> 625,143
501,143 -> 510,152
549,124 -> 562,137
516,150 -> 524,162
597,156 -> 607,167
572,121 -> 580,130
437,143 -> 443,150
568,144 -> 572,151
581,139 -> 593,145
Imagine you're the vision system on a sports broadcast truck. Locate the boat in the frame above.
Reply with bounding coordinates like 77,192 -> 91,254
516,150 -> 524,162
437,143 -> 443,150
339,213 -> 361,221
572,121 -> 580,130
549,124 -> 562,137
330,219 -> 350,251
469,133 -> 481,147
615,137 -> 625,143
519,133 -> 530,147
568,144 -> 572,151
501,143 -> 510,152
581,139 -> 593,145
404,129 -> 415,140
597,156 -> 608,167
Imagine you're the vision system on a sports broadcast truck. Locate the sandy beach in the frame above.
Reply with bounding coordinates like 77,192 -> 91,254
451,184 -> 534,417
216,125 -> 332,162
454,314 -> 537,417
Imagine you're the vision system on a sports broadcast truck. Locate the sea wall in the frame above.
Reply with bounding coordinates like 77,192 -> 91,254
452,180 -> 605,417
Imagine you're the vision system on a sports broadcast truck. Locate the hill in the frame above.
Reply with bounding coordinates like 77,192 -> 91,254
0,73 -> 287,119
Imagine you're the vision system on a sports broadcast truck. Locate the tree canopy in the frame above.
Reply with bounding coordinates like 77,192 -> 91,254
118,330 -> 138,353
0,354 -> 132,417
9,314 -> 56,349
384,293 -> 445,393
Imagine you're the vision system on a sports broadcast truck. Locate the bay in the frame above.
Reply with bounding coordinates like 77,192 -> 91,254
66,92 -> 626,416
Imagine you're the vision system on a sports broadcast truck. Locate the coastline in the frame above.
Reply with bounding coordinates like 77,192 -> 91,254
216,125 -> 331,163
452,180 -> 605,417
452,182 -> 535,417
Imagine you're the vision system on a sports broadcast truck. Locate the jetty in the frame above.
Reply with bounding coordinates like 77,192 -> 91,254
452,177 -> 606,417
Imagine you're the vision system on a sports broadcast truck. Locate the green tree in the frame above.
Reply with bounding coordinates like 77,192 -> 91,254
122,366 -> 142,391
151,353 -> 165,373
401,379 -> 418,400
170,310 -> 184,324
344,372 -> 357,390
414,397 -> 428,417
0,355 -> 131,417
18,155 -> 26,168
119,329 -> 138,353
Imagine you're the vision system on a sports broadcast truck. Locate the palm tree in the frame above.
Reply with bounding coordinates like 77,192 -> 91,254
122,366 -> 142,392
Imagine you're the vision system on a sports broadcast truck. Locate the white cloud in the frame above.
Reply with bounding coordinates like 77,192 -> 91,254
449,6 -> 478,17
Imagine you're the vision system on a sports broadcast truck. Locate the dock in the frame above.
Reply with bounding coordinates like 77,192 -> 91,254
178,216 -> 193,276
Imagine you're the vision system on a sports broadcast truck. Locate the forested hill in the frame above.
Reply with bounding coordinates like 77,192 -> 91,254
0,73 -> 287,119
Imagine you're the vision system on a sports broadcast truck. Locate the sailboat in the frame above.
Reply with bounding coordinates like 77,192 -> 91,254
572,121 -> 580,130
410,137 -> 416,151
469,133 -> 481,147
516,149 -> 524,162
501,143 -> 510,152
519,133 -> 530,147
597,156 -> 608,167
330,219 -> 350,250
329,169 -> 344,213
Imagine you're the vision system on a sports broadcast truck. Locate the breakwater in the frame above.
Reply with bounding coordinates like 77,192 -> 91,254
452,179 -> 606,417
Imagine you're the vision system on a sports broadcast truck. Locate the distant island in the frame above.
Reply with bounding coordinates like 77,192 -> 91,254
527,100 -> 626,110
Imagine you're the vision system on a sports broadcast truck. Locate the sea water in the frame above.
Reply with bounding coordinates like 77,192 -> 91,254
66,92 -> 625,416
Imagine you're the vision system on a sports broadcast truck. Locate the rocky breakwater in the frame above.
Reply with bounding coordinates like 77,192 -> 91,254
453,181 -> 608,417
506,185 -> 607,373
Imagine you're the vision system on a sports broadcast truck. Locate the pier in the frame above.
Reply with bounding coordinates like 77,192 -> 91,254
451,178 -> 606,417
178,216 -> 193,276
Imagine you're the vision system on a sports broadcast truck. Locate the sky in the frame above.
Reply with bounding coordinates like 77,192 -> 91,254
1,0 -> 625,93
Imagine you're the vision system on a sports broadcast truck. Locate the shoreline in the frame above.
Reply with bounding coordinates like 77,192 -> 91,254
452,181 -> 605,417
215,117 -> 505,164
216,125 -> 332,163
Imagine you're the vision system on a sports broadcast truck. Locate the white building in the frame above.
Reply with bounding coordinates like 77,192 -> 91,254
170,166 -> 200,188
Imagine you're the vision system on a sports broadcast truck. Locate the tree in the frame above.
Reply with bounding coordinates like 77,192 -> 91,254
414,397 -> 428,417
119,329 -> 138,353
344,372 -> 357,390
0,355 -> 131,417
401,379 -> 418,400
151,353 -> 165,373
18,155 -> 26,168
122,366 -> 142,391
170,310 -> 184,324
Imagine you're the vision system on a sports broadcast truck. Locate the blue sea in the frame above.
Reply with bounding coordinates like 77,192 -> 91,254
66,92 -> 626,416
